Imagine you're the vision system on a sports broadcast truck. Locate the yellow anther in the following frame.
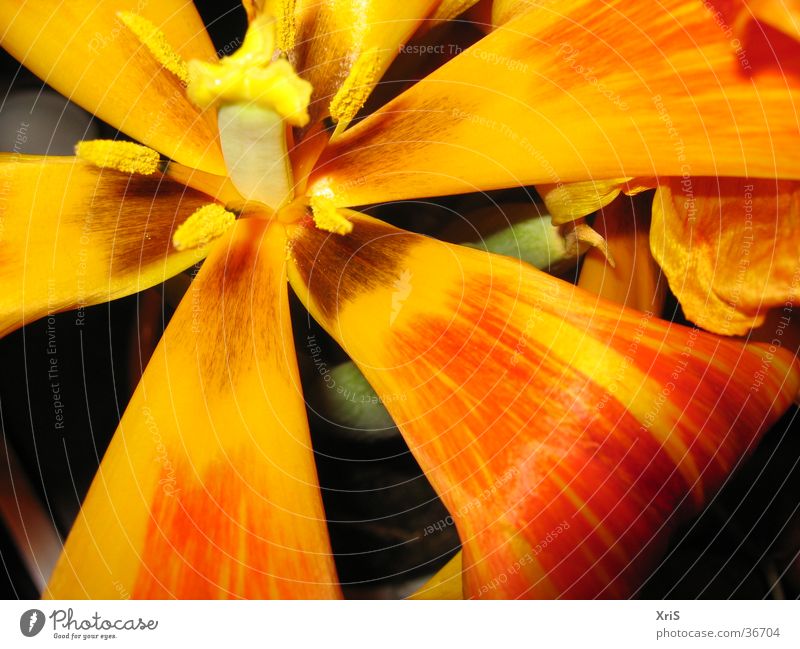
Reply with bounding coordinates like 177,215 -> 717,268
274,0 -> 297,52
329,47 -> 381,135
310,195 -> 353,235
243,0 -> 296,51
172,204 -> 236,251
117,11 -> 188,83
75,140 -> 160,175
186,15 -> 311,126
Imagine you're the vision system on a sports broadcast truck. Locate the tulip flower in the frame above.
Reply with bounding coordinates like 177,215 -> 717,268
0,0 -> 798,599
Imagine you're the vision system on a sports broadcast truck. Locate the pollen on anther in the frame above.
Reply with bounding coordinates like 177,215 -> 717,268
329,47 -> 382,135
117,11 -> 189,83
310,195 -> 353,235
276,0 -> 297,51
173,204 -> 236,251
75,140 -> 161,175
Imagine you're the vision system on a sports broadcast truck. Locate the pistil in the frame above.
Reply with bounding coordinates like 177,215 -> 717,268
186,15 -> 311,211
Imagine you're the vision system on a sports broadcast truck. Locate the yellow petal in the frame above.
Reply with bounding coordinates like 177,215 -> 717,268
491,0 -> 533,27
291,0 -> 438,128
408,553 -> 463,600
0,0 -> 226,174
540,177 -> 654,225
46,219 -> 340,599
310,0 -> 800,206
651,177 -> 800,335
496,1 -> 800,42
0,155 -> 214,337
578,195 -> 665,313
540,178 -> 632,225
287,208 -> 800,598
162,161 -> 244,206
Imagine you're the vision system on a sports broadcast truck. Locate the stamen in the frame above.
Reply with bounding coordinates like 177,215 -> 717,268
275,0 -> 297,52
173,204 -> 236,251
310,195 -> 353,235
75,140 -> 160,175
186,15 -> 311,126
329,47 -> 381,136
117,11 -> 189,84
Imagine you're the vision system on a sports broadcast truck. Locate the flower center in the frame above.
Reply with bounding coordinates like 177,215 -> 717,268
186,15 -> 311,212
74,10 -> 357,248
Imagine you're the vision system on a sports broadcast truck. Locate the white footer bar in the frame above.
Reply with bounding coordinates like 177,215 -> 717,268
1,600 -> 796,648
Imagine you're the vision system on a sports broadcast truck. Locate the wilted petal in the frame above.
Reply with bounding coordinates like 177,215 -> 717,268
651,177 -> 800,335
540,178 -> 654,225
287,209 -> 800,598
46,219 -> 340,599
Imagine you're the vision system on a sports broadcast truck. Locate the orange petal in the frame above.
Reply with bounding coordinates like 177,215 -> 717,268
309,0 -> 800,206
0,155 -> 216,337
291,0 -> 438,128
738,0 -> 800,42
0,0 -> 226,174
578,195 -> 666,313
651,177 -> 800,335
46,219 -> 340,599
287,209 -> 800,599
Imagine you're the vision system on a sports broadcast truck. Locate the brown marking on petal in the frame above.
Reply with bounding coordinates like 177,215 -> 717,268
170,226 -> 273,392
46,219 -> 340,599
86,170 -> 213,275
292,0 -> 438,128
0,157 -> 212,336
287,210 -> 414,320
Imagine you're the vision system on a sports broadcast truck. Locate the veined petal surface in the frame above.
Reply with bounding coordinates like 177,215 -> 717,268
0,0 -> 225,174
651,177 -> 800,335
310,0 -> 800,206
46,219 -> 340,599
287,209 -> 800,598
0,155 -> 212,336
